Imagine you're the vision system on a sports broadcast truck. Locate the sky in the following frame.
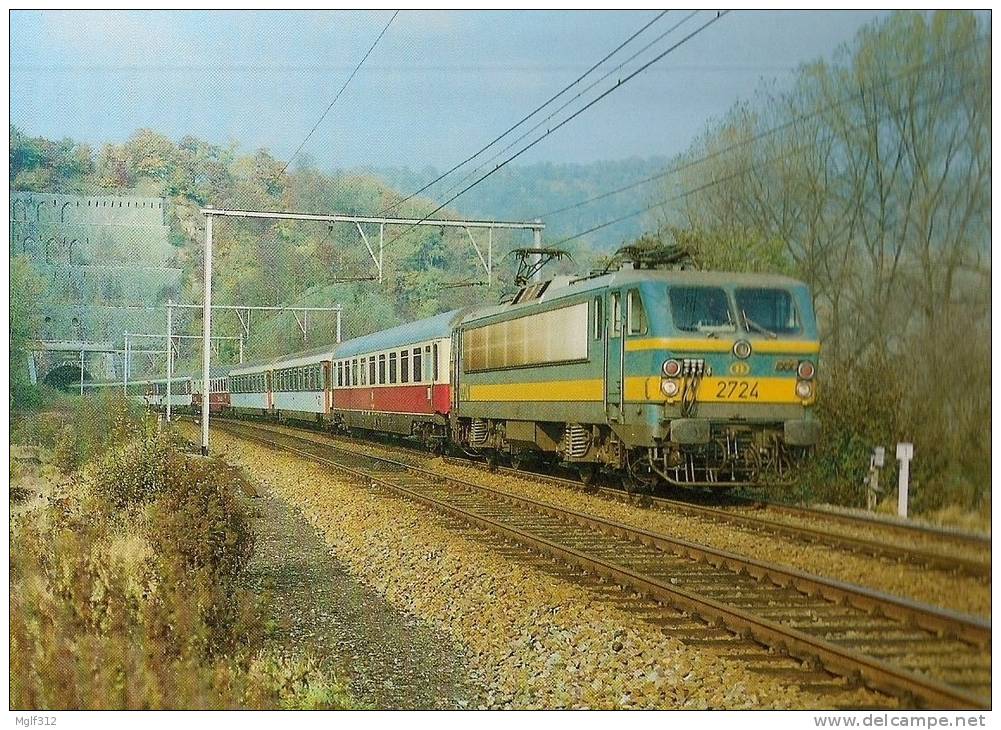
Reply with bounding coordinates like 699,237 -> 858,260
10,10 -> 891,171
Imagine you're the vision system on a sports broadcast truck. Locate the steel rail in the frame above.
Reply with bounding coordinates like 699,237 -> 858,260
212,420 -> 990,709
739,500 -> 991,550
439,458 -> 990,579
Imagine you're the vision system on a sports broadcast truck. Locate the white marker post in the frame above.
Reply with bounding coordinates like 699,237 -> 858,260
896,442 -> 914,518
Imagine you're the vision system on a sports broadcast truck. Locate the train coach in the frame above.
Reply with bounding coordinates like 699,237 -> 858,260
227,310 -> 460,448
190,367 -> 231,414
83,373 -> 194,413
326,309 -> 459,445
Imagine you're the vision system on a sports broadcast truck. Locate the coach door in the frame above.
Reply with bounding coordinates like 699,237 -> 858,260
604,290 -> 625,422
322,361 -> 332,414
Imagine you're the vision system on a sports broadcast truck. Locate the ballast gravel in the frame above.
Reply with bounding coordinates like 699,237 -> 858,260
237,480 -> 473,709
256,425 -> 988,618
192,424 -> 893,710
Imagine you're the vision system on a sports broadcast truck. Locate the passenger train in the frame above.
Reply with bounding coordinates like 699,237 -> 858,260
88,262 -> 821,490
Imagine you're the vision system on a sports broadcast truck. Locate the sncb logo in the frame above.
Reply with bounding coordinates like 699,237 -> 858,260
729,362 -> 750,376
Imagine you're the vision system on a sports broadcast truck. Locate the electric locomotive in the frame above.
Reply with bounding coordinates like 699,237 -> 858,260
452,263 -> 820,489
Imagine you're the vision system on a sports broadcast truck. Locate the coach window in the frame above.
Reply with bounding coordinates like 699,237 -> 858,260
360,358 -> 367,386
401,350 -> 410,383
432,343 -> 439,382
424,346 -> 432,382
369,358 -> 376,385
593,297 -> 603,339
378,354 -> 386,384
413,347 -> 422,383
610,292 -> 622,337
352,359 -> 358,386
389,352 -> 397,383
627,289 -> 648,336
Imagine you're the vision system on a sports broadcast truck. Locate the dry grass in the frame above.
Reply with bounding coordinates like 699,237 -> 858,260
9,398 -> 354,710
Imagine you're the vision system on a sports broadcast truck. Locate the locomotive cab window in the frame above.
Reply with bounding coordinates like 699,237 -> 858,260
669,286 -> 736,334
626,289 -> 648,336
593,297 -> 603,340
734,288 -> 800,336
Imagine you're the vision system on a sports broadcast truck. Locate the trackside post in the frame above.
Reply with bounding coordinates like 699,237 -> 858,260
201,210 -> 213,456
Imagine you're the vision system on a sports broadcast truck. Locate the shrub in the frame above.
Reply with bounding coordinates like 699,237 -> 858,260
10,410 -> 352,709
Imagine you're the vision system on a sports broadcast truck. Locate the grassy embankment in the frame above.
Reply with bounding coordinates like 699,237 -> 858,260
9,394 -> 356,710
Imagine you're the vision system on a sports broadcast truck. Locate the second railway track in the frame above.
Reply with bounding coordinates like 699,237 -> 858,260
463,462 -> 991,579
210,419 -> 990,709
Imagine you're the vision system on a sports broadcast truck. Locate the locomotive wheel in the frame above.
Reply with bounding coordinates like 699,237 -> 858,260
622,471 -> 656,495
578,464 -> 599,491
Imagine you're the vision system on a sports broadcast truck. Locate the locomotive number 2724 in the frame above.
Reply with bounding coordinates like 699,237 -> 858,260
714,380 -> 760,400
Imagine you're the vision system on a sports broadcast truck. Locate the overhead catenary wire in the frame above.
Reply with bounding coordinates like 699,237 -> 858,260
277,9 -> 400,178
533,34 -> 990,221
376,10 -> 671,216
548,73 -> 986,249
431,10 -> 701,205
379,10 -> 730,254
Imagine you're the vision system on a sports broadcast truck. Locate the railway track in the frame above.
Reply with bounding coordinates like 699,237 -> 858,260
211,419 -> 990,709
181,414 -> 990,579
460,461 -> 991,579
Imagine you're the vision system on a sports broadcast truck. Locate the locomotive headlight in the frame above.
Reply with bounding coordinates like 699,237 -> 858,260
733,340 -> 752,359
797,360 -> 816,380
662,359 -> 682,378
795,380 -> 814,399
661,378 -> 680,397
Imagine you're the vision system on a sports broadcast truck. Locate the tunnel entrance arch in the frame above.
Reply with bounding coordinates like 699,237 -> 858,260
42,363 -> 94,391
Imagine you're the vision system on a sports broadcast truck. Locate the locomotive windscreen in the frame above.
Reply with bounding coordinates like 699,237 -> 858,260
734,288 -> 801,335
